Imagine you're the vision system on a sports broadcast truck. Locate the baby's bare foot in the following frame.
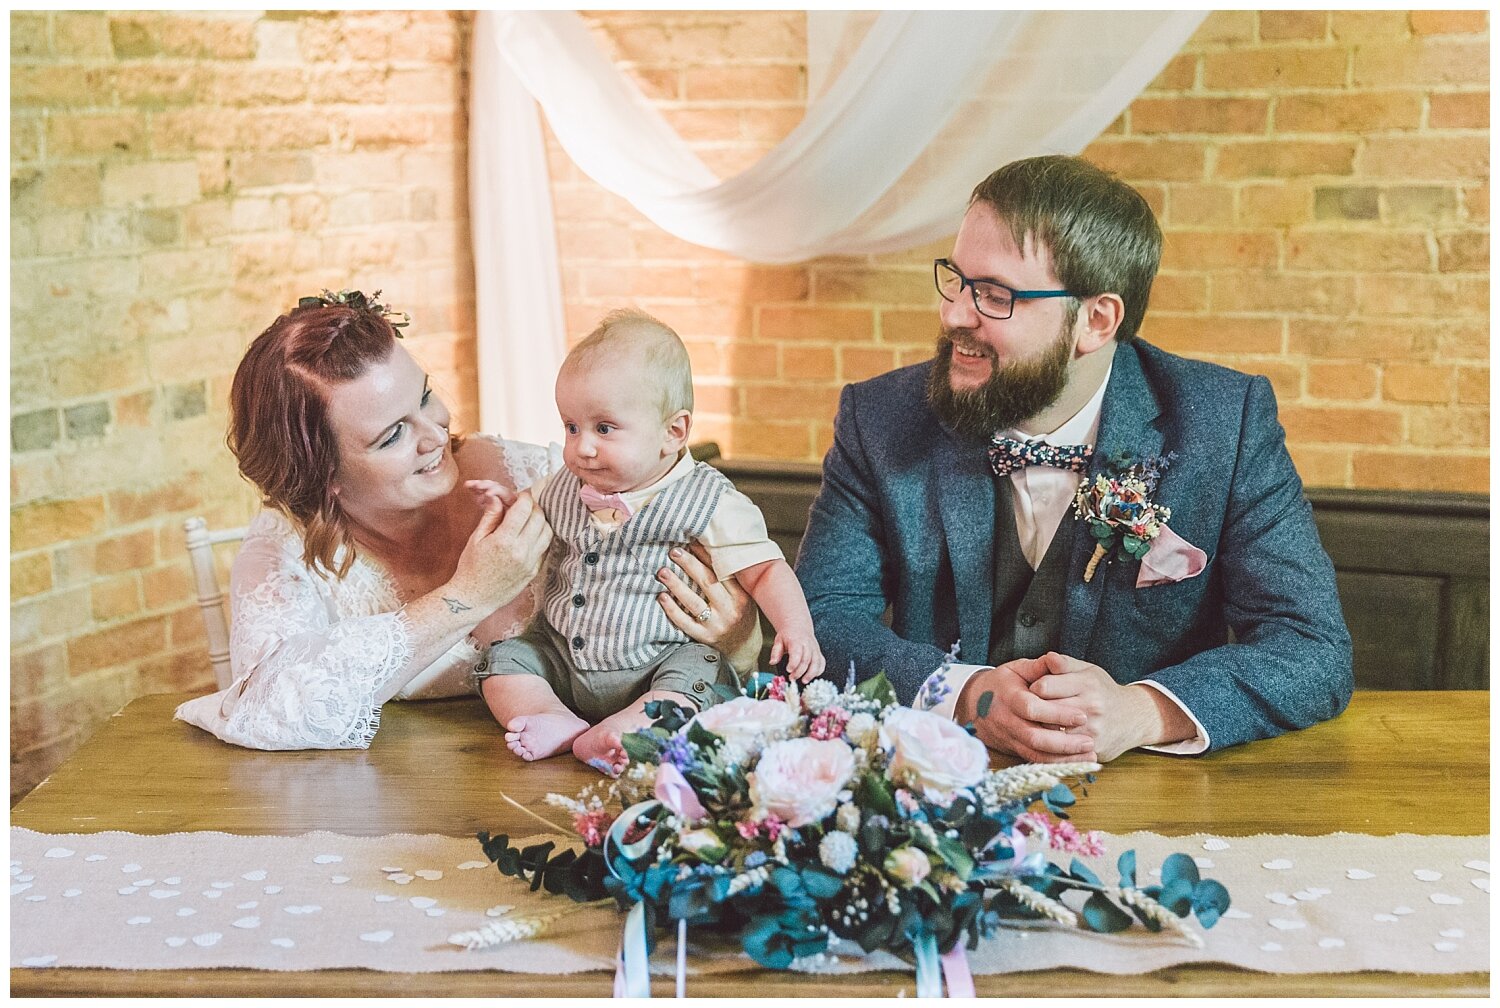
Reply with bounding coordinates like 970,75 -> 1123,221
505,710 -> 588,761
571,725 -> 628,777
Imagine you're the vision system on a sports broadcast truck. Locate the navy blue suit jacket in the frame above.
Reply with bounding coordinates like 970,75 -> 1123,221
794,339 -> 1352,752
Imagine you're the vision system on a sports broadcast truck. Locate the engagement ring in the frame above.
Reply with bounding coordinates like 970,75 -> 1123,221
694,607 -> 712,623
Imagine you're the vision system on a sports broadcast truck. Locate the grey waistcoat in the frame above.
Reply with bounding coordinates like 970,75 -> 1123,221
539,461 -> 731,672
987,476 -> 1075,667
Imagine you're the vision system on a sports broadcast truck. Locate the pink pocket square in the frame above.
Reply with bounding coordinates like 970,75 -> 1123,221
1136,525 -> 1207,588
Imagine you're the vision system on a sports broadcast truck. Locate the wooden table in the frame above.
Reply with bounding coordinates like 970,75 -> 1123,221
12,690 -> 1489,997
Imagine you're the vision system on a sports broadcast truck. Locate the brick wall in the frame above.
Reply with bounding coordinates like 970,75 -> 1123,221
10,10 -> 476,801
551,10 -> 1489,488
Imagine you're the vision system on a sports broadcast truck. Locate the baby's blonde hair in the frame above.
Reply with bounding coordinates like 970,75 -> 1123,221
566,308 -> 694,419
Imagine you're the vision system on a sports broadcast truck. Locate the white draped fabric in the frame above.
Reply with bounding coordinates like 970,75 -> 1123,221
469,10 -> 1206,440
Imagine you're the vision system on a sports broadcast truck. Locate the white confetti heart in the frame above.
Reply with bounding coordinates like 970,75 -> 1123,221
132,879 -> 155,887
1434,941 -> 1458,953
425,908 -> 445,917
21,955 -> 58,967
387,873 -> 414,885
176,908 -> 196,917
237,901 -> 259,910
233,917 -> 261,929
16,874 -> 35,883
62,889 -> 81,898
1463,860 -> 1488,873
263,885 -> 283,895
1346,869 -> 1375,880
43,847 -> 74,859
149,890 -> 181,900
458,860 -> 489,870
1202,838 -> 1230,851
122,863 -> 142,873
271,938 -> 295,949
330,875 -> 350,885
1193,857 -> 1214,869
25,895 -> 46,902
1471,878 -> 1489,892
360,930 -> 394,943
1373,913 -> 1399,923
1307,887 -> 1331,896
242,870 -> 268,882
12,883 -> 33,895
1292,890 -> 1321,902
1430,893 -> 1463,905
86,855 -> 107,862
192,932 -> 222,948
409,896 -> 437,909
127,916 -> 152,925
116,886 -> 137,895
1268,918 -> 1306,931
1259,943 -> 1282,952
415,869 -> 443,880
1262,859 -> 1293,871
8,865 -> 19,876
486,905 -> 515,917
284,905 -> 321,915
313,854 -> 343,865
211,881 -> 234,889
380,866 -> 403,873
1440,928 -> 1465,939
1414,869 -> 1443,882
1266,892 -> 1297,906
165,937 -> 187,948
1318,937 -> 1345,949
203,890 -> 223,899
1392,905 -> 1415,915
164,877 -> 181,886
374,894 -> 397,903
1222,908 -> 1252,920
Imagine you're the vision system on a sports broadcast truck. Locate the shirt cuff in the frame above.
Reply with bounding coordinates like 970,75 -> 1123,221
1133,680 -> 1210,754
915,663 -> 988,721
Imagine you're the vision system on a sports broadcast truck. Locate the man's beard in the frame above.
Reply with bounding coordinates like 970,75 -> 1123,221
925,324 -> 1073,440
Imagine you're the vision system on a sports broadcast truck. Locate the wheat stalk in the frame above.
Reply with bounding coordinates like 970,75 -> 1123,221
449,898 -> 613,950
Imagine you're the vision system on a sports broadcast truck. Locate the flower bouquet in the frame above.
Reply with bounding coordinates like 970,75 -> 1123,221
457,672 -> 1229,996
1073,452 -> 1177,582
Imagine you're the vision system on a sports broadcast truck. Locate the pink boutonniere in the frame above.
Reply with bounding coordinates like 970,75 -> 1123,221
1072,452 -> 1205,584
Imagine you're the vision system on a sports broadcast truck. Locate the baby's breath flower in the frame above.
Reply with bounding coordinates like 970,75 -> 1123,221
844,712 -> 878,748
818,830 -> 858,874
801,679 -> 839,715
835,802 -> 861,833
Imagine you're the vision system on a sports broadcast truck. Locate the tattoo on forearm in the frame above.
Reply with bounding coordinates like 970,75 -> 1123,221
442,597 -> 473,614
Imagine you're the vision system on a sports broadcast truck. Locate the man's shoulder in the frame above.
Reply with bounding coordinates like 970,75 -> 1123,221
1129,339 -> 1261,409
844,360 -> 933,409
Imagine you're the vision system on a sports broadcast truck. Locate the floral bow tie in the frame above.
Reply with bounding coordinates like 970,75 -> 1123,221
987,436 -> 1095,478
579,483 -> 634,519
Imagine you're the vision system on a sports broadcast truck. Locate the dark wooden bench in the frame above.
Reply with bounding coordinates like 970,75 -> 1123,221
698,448 -> 1490,691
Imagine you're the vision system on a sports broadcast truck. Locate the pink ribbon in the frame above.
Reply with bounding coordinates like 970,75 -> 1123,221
940,944 -> 976,997
580,483 -> 633,519
1136,524 -> 1207,588
653,762 -> 707,823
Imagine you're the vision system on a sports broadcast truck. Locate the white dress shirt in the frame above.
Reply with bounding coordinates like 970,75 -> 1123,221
922,365 -> 1210,754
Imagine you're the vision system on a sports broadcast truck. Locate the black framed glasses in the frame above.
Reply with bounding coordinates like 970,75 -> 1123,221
933,259 -> 1076,320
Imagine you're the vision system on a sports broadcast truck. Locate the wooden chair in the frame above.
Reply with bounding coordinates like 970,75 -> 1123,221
182,517 -> 247,689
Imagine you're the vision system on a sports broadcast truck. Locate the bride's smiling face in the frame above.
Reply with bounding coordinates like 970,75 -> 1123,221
325,344 -> 456,514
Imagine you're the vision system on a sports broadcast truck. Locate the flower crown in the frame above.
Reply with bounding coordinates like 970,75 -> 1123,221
297,289 -> 410,336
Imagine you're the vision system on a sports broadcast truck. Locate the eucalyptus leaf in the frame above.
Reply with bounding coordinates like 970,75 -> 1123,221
1160,852 -> 1201,890
1192,879 -> 1231,929
1116,849 -> 1137,888
620,730 -> 662,765
1081,892 -> 1133,933
1068,858 -> 1102,888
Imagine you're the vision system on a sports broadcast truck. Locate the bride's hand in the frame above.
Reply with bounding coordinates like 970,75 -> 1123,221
656,542 -> 763,671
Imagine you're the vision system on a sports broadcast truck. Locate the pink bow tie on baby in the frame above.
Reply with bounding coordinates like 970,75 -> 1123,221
579,484 -> 633,519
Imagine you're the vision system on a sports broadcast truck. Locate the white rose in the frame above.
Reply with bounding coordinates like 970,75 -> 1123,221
747,737 -> 856,828
879,707 -> 989,795
690,697 -> 799,757
884,846 -> 932,887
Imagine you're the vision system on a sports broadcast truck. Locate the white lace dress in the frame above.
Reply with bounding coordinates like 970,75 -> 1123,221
174,435 -> 560,750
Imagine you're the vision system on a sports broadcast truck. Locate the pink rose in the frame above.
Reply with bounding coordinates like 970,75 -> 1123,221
747,738 -> 855,828
690,697 -> 798,756
653,761 -> 707,823
880,707 -> 988,796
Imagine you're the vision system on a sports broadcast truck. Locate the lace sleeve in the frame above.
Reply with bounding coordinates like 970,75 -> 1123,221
490,436 -> 561,492
175,515 -> 414,750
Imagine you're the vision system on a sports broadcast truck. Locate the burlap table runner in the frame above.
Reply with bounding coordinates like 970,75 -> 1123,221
11,827 -> 1487,976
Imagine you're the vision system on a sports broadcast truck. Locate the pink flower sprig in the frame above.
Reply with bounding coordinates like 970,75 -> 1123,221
573,809 -> 616,847
1015,811 -> 1106,858
1072,452 -> 1177,582
808,707 -> 849,741
765,676 -> 788,701
736,814 -> 787,841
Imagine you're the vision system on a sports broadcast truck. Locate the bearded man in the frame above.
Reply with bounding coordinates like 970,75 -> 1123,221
795,155 -> 1352,762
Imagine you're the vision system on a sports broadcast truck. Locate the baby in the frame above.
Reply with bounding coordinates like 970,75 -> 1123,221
477,308 -> 824,773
